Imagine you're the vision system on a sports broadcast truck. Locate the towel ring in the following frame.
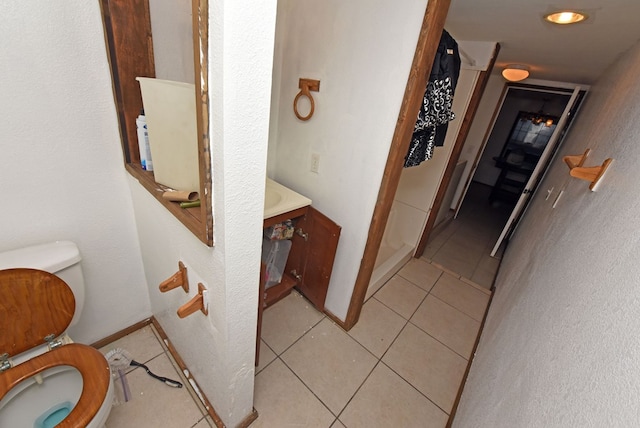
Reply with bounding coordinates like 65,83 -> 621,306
293,78 -> 320,121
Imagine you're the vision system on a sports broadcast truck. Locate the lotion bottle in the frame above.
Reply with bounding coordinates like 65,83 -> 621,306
136,110 -> 149,170
136,110 -> 153,171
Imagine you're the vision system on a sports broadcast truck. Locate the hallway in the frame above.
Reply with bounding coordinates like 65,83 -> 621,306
423,181 -> 513,289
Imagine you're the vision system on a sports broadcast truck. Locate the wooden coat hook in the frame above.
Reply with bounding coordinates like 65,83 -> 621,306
177,283 -> 209,318
563,148 -> 590,169
159,262 -> 189,293
563,149 -> 613,191
293,78 -> 320,121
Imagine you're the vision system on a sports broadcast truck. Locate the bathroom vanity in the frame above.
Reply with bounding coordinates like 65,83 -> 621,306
262,179 -> 340,310
257,180 -> 341,364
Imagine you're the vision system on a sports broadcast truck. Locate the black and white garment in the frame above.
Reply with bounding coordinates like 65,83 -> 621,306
404,30 -> 461,168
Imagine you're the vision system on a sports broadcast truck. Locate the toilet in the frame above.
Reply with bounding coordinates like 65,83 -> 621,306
0,241 -> 114,427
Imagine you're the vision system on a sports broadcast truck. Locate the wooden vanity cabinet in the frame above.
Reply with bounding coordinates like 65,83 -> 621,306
284,206 -> 341,311
256,206 -> 340,365
262,206 -> 340,311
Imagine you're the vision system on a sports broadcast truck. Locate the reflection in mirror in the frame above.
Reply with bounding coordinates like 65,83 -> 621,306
100,0 -> 212,245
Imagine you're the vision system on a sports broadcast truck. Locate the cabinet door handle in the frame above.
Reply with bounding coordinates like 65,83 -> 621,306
296,228 -> 309,241
290,269 -> 302,281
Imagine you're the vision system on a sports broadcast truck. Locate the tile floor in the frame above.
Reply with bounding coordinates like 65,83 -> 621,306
254,259 -> 491,427
423,182 -> 513,289
101,325 -> 214,428
99,181 -> 504,427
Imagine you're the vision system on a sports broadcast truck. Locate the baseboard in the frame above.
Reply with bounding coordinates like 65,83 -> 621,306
90,317 -> 152,349
324,308 -> 349,331
446,288 -> 496,427
236,408 -> 259,428
150,317 -> 228,427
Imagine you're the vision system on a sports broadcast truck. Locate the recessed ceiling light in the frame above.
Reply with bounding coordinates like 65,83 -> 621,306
544,11 -> 588,25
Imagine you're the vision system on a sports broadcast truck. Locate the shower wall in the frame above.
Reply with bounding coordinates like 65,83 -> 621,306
368,53 -> 490,297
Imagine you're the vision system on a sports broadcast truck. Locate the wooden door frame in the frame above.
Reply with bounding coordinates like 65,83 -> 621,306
414,44 -> 500,258
342,0 -> 451,330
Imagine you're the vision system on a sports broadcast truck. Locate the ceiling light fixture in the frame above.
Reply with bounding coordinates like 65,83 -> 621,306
502,64 -> 530,82
544,11 -> 588,25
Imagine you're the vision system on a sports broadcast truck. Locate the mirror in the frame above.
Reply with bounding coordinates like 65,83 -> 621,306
100,0 -> 212,245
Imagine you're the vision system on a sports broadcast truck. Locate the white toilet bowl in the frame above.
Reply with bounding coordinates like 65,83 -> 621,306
0,243 -> 115,427
0,343 -> 114,427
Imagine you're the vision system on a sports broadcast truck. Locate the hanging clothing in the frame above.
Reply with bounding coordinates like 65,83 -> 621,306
404,29 -> 461,168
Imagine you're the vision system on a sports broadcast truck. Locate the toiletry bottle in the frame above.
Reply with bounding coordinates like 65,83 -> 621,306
136,110 -> 148,170
143,122 -> 153,172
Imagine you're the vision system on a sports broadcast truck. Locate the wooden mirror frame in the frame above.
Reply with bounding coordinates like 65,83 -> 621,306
100,0 -> 213,246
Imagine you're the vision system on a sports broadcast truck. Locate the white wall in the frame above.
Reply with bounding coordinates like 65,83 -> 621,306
455,40 -> 640,426
0,1 -> 150,343
269,0 -> 429,320
128,1 -> 277,426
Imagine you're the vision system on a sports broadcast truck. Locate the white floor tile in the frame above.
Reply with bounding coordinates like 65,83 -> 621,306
252,359 -> 334,427
348,298 -> 406,358
340,363 -> 448,428
374,276 -> 427,319
431,273 -> 490,322
261,291 -> 325,354
397,258 -> 444,292
282,318 -> 377,415
411,295 -> 481,359
382,324 -> 467,413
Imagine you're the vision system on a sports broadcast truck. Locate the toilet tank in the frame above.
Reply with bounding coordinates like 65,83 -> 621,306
0,241 -> 85,327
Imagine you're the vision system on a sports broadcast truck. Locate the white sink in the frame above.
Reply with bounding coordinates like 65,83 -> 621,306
264,178 -> 312,219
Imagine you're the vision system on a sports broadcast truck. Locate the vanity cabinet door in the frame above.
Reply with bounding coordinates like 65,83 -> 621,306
288,207 -> 341,311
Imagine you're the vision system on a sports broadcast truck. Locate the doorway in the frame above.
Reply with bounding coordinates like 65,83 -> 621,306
428,83 -> 587,282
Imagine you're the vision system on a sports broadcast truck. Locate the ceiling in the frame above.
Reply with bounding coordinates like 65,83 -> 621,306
445,0 -> 640,84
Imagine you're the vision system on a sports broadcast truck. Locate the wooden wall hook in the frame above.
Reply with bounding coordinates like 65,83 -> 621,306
159,262 -> 189,293
564,149 -> 613,191
569,158 -> 613,191
293,78 -> 320,121
563,148 -> 591,169
177,283 -> 209,318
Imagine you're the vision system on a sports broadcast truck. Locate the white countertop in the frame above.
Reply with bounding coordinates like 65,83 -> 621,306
264,178 -> 312,219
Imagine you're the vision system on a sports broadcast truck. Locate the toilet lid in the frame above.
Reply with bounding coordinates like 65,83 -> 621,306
0,268 -> 75,358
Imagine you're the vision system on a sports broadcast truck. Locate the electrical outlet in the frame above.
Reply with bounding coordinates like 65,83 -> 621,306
311,153 -> 320,173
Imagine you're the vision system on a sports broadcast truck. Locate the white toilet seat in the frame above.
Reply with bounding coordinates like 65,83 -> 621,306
0,343 -> 111,427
